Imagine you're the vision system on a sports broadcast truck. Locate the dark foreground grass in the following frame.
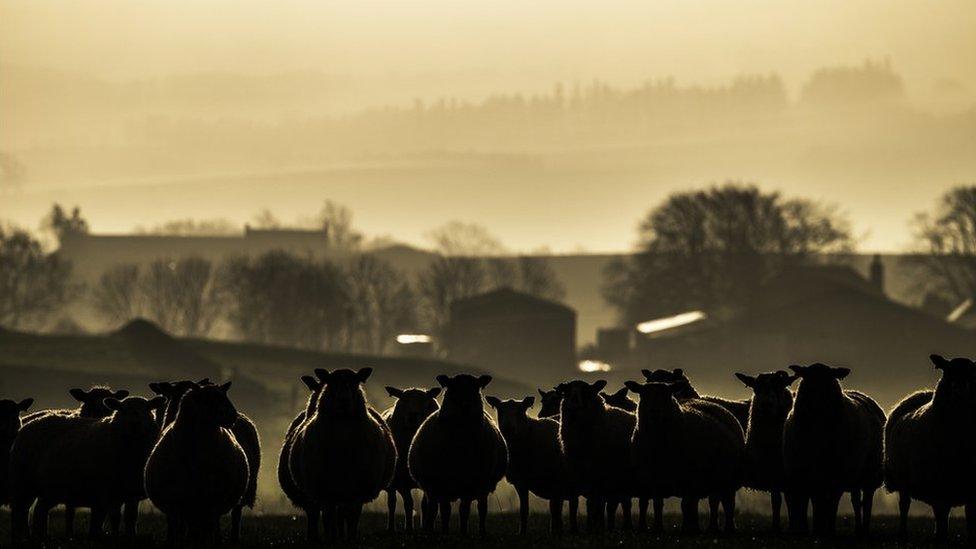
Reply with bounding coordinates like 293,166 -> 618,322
0,511 -> 970,548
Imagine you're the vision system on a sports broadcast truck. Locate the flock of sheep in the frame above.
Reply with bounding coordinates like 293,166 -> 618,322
0,354 -> 974,544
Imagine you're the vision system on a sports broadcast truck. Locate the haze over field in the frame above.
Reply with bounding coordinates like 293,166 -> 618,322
2,0 -> 975,253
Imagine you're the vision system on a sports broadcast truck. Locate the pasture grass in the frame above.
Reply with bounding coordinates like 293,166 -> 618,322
0,510 -> 971,547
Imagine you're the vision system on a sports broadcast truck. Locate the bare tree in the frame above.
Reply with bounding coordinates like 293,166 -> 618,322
0,226 -> 76,329
317,200 -> 363,251
251,209 -> 281,229
140,257 -> 224,337
427,221 -> 507,256
603,183 -> 853,325
417,256 -> 487,337
91,264 -> 142,327
908,185 -> 976,308
42,204 -> 89,245
140,218 -> 238,236
345,255 -> 416,353
515,255 -> 566,301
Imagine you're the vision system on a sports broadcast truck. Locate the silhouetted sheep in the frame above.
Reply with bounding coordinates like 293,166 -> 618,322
278,374 -> 325,541
487,395 -> 579,535
409,374 -> 508,536
145,382 -> 248,544
0,398 -> 33,508
381,386 -> 440,532
601,387 -> 637,412
885,355 -> 976,541
537,388 -> 561,418
641,368 -> 750,427
626,381 -> 744,534
556,379 -> 635,533
9,396 -> 164,542
288,368 -> 396,540
782,363 -> 885,536
734,370 -> 797,531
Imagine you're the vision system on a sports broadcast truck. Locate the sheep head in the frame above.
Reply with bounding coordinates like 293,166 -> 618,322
930,355 -> 976,401
178,382 -> 237,429
555,379 -> 606,415
71,386 -> 130,419
600,386 -> 637,412
0,398 -> 33,439
313,368 -> 372,418
486,396 -> 534,434
537,388 -> 561,418
436,374 -> 492,420
387,386 -> 440,428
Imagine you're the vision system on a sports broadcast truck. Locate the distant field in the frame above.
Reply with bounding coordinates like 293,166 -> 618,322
0,510 -> 971,547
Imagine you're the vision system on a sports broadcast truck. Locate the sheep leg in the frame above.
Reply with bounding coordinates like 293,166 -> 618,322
605,500 -> 617,531
123,500 -> 138,538
477,495 -> 488,538
32,498 -> 53,540
305,506 -> 320,542
680,497 -> 700,534
638,497 -> 648,531
458,498 -> 471,535
108,505 -> 122,536
653,497 -> 664,533
11,500 -> 31,543
64,505 -> 76,537
386,489 -> 397,532
965,502 -> 976,539
439,498 -> 452,534
322,504 -> 337,542
586,496 -> 604,533
165,513 -> 181,547
785,491 -> 808,534
549,498 -> 564,536
933,503 -> 950,542
897,492 -> 910,537
770,491 -> 782,532
517,485 -> 530,535
346,504 -> 362,538
421,493 -> 436,533
707,495 -> 720,533
568,496 -> 579,534
621,497 -> 633,530
88,505 -> 106,540
402,489 -> 415,532
722,490 -> 736,534
861,488 -> 875,535
231,504 -> 242,542
850,488 -> 862,535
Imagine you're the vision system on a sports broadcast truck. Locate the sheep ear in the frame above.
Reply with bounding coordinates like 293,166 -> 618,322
104,398 -> 122,411
436,374 -> 451,388
385,386 -> 404,398
734,373 -> 756,388
219,381 -> 232,393
538,388 -> 547,397
485,396 -> 502,409
69,388 -> 88,402
315,368 -> 330,382
522,396 -> 535,409
554,383 -> 567,395
930,354 -> 950,370
788,364 -> 805,375
672,368 -> 684,377
17,398 -> 34,412
612,387 -> 628,399
640,369 -> 653,380
624,381 -> 643,394
198,378 -> 211,385
148,383 -> 163,395
832,367 -> 851,379
149,396 -> 167,410
426,387 -> 441,398
114,390 -> 130,399
477,375 -> 493,388
301,376 -> 319,391
591,380 -> 607,392
356,368 -> 373,383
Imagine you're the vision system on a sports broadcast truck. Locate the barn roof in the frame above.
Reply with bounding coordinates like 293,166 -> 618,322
450,287 -> 575,318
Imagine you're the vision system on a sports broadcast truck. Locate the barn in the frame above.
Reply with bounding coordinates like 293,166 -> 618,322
445,288 -> 577,386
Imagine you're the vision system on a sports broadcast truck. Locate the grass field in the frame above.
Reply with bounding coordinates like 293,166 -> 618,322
0,510 -> 972,547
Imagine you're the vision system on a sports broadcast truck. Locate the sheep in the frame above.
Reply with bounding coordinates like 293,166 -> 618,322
537,388 -> 562,418
408,374 -> 508,536
381,385 -> 441,532
885,354 -> 976,541
288,368 -> 397,540
782,363 -> 885,536
625,380 -> 745,534
733,370 -> 798,531
486,395 -> 578,535
145,382 -> 249,544
278,374 -> 326,541
21,386 -> 130,536
601,387 -> 637,412
0,398 -> 33,508
148,379 -> 206,427
556,379 -> 635,533
196,379 -> 261,542
638,368 -> 748,531
9,396 -> 164,542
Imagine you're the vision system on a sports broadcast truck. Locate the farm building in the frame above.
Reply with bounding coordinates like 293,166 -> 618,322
446,287 -> 577,385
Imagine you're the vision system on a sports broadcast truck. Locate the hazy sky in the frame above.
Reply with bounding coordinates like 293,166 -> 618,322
2,1 -> 975,253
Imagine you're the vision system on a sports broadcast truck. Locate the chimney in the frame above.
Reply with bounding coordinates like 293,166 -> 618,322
869,254 -> 885,295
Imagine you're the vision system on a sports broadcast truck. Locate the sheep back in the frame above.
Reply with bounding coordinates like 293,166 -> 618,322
232,413 -> 261,508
